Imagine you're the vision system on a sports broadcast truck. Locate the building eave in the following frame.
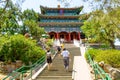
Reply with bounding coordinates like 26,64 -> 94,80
40,5 -> 83,10
39,15 -> 80,19
40,5 -> 83,14
39,14 -> 89,20
39,22 -> 83,26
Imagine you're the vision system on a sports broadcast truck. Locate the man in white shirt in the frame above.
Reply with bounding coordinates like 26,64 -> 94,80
61,48 -> 70,71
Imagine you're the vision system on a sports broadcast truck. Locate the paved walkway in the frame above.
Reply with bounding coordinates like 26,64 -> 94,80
72,56 -> 92,80
34,43 -> 92,80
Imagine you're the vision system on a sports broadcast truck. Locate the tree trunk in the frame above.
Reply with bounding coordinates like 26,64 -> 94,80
109,40 -> 115,49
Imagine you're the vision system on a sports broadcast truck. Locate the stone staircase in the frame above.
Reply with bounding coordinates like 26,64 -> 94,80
35,43 -> 81,80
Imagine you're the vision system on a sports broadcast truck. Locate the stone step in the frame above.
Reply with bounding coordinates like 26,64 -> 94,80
36,76 -> 72,80
35,44 -> 80,80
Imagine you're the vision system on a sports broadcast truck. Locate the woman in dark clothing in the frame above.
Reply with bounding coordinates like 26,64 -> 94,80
46,50 -> 52,70
57,46 -> 61,57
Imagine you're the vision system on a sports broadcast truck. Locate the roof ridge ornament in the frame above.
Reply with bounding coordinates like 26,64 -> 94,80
57,0 -> 72,8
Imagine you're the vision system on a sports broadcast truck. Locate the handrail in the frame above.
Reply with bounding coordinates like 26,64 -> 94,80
2,54 -> 46,80
3,47 -> 56,80
86,52 -> 112,80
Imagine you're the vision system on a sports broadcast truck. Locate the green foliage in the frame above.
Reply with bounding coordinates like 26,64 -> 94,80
0,0 -> 23,35
100,44 -> 111,49
95,50 -> 120,67
81,9 -> 120,49
23,9 -> 38,22
45,39 -> 53,48
24,20 -> 45,39
85,48 -> 100,60
0,34 -> 45,65
86,48 -> 120,68
0,1 -> 45,40
22,9 -> 46,39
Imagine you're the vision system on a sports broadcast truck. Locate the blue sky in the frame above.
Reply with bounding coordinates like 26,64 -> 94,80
21,0 -> 91,13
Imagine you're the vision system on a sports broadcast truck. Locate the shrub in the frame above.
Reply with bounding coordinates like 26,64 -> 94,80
95,50 -> 120,68
85,48 -> 120,68
0,34 -> 45,65
85,48 -> 100,60
45,39 -> 53,48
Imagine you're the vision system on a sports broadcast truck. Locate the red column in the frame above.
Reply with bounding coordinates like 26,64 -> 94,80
78,32 -> 80,40
68,32 -> 71,42
56,33 -> 59,39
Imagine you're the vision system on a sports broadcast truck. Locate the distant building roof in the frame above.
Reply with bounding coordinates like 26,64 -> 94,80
40,5 -> 83,14
40,5 -> 83,10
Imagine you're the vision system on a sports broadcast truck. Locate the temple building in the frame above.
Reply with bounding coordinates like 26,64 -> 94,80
39,5 -> 88,42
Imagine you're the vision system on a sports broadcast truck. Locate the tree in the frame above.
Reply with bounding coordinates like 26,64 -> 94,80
0,0 -> 25,18
81,0 -> 120,49
24,20 -> 45,40
0,0 -> 9,17
82,9 -> 120,49
23,9 -> 38,21
0,0 -> 23,35
22,9 -> 46,40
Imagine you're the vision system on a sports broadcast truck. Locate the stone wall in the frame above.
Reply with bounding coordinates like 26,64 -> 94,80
99,61 -> 120,80
0,60 -> 23,73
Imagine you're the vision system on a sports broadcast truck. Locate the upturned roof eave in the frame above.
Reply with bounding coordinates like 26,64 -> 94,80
40,5 -> 83,10
40,5 -> 83,14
